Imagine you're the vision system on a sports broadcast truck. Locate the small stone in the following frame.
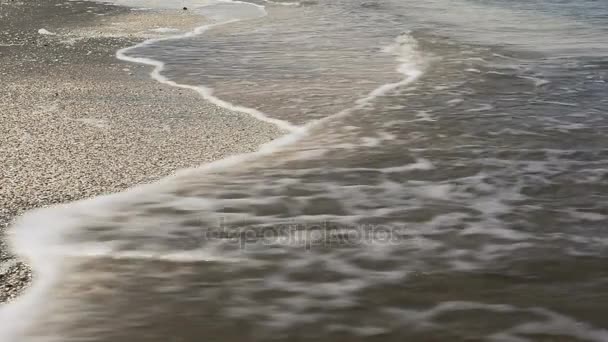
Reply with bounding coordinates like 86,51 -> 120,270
183,7 -> 188,10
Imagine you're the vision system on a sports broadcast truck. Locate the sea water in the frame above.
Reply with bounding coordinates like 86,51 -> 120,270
2,0 -> 608,341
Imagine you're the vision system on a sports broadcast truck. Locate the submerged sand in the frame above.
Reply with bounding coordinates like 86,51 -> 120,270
0,0 -> 281,302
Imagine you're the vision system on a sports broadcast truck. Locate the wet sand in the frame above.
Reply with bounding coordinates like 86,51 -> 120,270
0,0 -> 282,302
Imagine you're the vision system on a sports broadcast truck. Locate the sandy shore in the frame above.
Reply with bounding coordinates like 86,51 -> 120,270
0,0 -> 281,302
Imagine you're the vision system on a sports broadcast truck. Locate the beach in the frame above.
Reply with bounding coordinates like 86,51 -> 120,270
0,0 -> 281,303
2,0 -> 608,340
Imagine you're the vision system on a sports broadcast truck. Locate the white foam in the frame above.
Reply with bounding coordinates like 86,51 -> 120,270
566,209 -> 608,222
413,110 -> 436,122
465,103 -> 494,112
54,245 -> 248,264
38,28 -> 56,35
519,75 -> 550,87
414,184 -> 453,200
447,98 -> 464,105
263,0 -> 301,6
0,204 -> 80,342
148,27 -> 181,33
536,100 -> 578,107
493,308 -> 608,342
387,301 -> 608,341
382,158 -> 435,173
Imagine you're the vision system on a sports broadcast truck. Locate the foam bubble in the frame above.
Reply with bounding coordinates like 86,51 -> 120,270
38,28 -> 56,35
148,27 -> 181,33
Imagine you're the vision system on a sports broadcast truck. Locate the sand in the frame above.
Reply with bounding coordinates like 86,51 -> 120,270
0,0 -> 282,302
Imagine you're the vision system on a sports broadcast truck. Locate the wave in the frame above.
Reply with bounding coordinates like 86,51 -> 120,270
0,1 -> 425,341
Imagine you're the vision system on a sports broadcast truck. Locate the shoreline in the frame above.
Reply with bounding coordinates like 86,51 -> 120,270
0,0 -> 282,302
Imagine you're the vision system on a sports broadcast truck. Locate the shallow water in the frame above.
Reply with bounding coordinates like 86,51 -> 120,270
3,0 -> 608,341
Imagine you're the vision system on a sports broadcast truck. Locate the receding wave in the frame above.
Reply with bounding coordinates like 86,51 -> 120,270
3,0 -> 608,341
